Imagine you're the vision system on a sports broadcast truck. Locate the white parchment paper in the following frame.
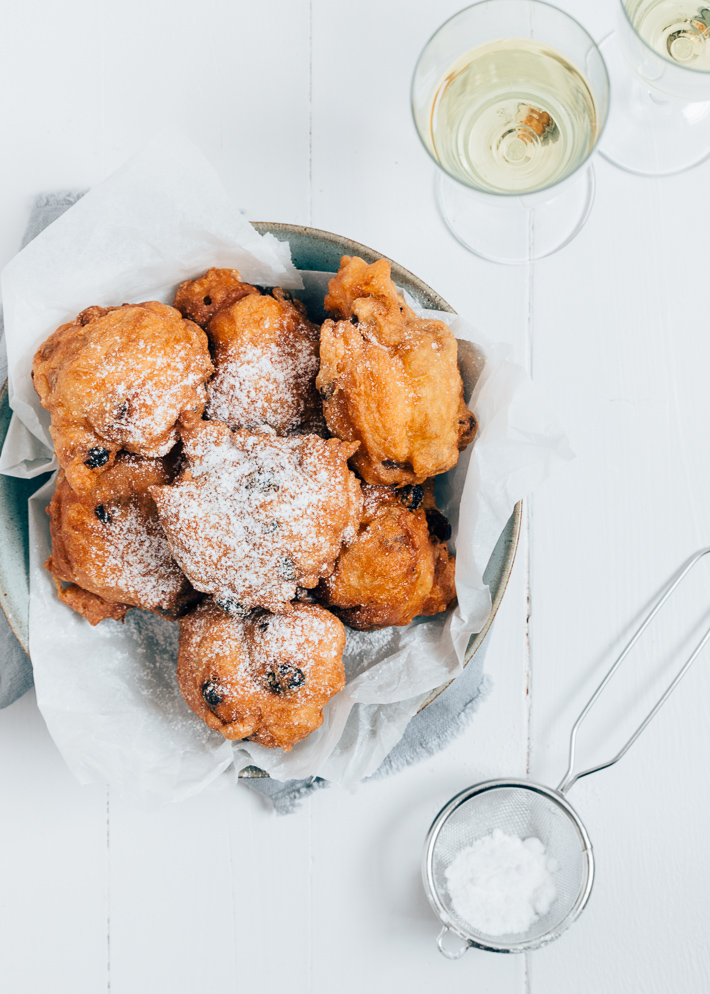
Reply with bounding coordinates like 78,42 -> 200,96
0,134 -> 573,801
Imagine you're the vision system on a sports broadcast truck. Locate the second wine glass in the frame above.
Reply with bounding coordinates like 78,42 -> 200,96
600,0 -> 710,175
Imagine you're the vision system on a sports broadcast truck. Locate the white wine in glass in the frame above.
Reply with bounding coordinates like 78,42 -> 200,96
626,0 -> 710,68
429,38 -> 599,195
412,1 -> 609,265
600,0 -> 710,174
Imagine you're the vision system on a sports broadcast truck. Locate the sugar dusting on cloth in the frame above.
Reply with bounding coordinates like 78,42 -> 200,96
445,828 -> 559,936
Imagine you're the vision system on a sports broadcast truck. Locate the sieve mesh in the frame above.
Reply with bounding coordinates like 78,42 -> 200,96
427,783 -> 592,950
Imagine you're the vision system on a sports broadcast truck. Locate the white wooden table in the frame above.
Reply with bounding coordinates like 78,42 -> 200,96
2,1 -> 710,991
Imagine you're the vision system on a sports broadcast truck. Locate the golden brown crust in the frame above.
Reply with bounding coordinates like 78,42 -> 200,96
205,288 -> 325,435
150,415 -> 362,614
173,267 -> 260,328
177,600 -> 346,750
317,256 -> 477,485
45,558 -> 130,625
46,455 -> 199,624
32,301 -> 214,495
422,543 -> 457,617
316,480 -> 457,630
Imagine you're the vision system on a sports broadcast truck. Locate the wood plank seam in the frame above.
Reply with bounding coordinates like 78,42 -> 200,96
106,786 -> 111,993
309,0 -> 314,227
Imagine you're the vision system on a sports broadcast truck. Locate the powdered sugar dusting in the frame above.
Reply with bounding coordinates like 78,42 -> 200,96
199,607 -> 337,696
90,502 -> 189,611
344,626 -> 399,679
257,608 -> 338,690
178,601 -> 346,749
152,423 -> 361,612
94,339 -> 209,454
207,339 -> 319,433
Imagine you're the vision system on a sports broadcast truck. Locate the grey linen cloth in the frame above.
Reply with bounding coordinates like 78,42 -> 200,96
244,652 -> 491,814
0,193 -> 494,813
0,327 -> 31,708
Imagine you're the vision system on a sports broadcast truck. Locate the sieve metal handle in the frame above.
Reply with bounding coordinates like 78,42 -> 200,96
557,547 -> 710,794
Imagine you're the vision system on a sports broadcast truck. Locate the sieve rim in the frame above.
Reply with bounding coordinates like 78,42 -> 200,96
422,778 -> 595,954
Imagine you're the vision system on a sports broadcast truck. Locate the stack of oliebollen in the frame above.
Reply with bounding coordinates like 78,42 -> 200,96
31,256 -> 477,750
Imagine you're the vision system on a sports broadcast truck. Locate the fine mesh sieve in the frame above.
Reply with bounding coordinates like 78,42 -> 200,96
423,547 -> 710,958
424,781 -> 593,954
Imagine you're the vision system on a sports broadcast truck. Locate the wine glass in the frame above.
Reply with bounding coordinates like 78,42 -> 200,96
600,0 -> 710,175
411,0 -> 609,265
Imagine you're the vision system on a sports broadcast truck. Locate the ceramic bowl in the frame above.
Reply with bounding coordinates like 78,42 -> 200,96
0,223 -> 521,714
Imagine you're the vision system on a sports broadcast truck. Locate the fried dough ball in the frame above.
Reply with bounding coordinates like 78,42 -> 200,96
175,270 -> 325,436
173,267 -> 259,329
150,414 -> 362,614
205,288 -> 324,435
45,454 -> 199,625
316,480 -> 457,630
317,256 -> 477,485
32,301 -> 214,494
178,599 -> 346,750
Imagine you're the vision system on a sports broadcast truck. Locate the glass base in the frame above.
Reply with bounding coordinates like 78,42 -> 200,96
436,168 -> 595,265
599,32 -> 710,176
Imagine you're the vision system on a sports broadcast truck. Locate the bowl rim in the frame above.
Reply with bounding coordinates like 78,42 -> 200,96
416,501 -> 522,712
252,221 -> 455,313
